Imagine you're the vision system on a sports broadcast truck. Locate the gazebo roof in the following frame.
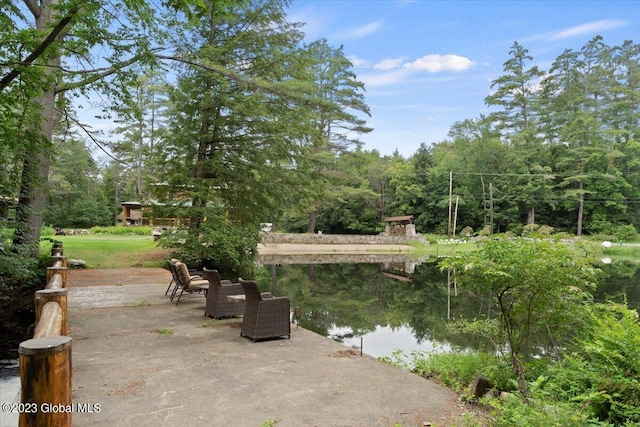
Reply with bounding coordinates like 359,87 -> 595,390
383,215 -> 414,223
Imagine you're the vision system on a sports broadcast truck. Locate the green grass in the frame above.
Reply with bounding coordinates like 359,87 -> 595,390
410,239 -> 479,258
41,235 -> 170,268
600,244 -> 640,262
124,300 -> 151,307
156,327 -> 173,336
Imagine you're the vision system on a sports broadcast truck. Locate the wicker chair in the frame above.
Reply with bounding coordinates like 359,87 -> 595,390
173,261 -> 209,305
239,279 -> 291,342
203,268 -> 244,318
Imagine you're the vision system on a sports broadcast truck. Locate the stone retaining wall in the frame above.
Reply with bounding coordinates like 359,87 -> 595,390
256,252 -> 426,267
261,232 -> 428,246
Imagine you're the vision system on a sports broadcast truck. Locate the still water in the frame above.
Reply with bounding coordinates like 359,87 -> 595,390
254,253 -> 640,359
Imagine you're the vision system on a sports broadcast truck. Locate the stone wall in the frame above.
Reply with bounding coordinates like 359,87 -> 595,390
261,232 -> 428,246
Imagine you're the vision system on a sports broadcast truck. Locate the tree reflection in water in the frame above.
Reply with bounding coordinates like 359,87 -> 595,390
254,254 -> 639,359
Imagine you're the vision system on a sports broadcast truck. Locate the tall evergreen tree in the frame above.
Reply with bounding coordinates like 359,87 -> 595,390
155,0 -> 316,234
298,39 -> 372,232
486,42 -> 551,226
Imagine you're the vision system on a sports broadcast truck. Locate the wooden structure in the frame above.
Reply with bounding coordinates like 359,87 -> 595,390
382,215 -> 416,237
116,201 -> 145,226
18,243 -> 72,427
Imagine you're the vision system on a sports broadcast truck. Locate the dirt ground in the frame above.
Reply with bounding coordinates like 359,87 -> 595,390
67,267 -> 172,287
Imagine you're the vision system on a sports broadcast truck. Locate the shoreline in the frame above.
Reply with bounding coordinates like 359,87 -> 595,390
257,242 -> 413,255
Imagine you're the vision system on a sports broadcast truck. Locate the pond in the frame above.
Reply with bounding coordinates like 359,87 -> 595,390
253,253 -> 640,359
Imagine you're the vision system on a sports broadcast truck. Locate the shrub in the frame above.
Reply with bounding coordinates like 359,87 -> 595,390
460,226 -> 474,238
0,253 -> 49,358
381,350 -> 513,396
91,226 -> 153,236
493,394 -> 605,427
159,217 -> 260,277
477,225 -> 491,236
544,303 -> 640,425
613,224 -> 637,242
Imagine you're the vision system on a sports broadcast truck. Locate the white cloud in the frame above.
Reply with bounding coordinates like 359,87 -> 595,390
347,55 -> 370,68
360,69 -> 411,88
403,54 -> 475,72
374,57 -> 406,70
548,19 -> 628,41
337,21 -> 383,40
523,19 -> 630,43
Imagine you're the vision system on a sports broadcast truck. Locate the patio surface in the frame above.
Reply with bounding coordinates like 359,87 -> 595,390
4,262 -> 488,427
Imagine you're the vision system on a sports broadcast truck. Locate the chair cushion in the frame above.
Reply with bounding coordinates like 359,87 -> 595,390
176,262 -> 192,286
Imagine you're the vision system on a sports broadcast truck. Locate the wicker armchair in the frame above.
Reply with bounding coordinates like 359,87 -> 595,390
173,261 -> 209,305
239,279 -> 291,342
203,268 -> 244,318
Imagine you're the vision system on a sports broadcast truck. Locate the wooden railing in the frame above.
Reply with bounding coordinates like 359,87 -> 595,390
18,242 -> 72,427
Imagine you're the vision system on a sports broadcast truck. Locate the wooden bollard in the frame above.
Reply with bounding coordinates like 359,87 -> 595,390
46,267 -> 67,288
47,273 -> 64,290
19,336 -> 72,427
51,243 -> 63,257
34,300 -> 64,338
51,255 -> 67,268
35,289 -> 68,335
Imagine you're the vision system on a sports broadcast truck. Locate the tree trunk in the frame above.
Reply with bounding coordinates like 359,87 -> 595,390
511,351 -> 530,403
577,181 -> 584,236
307,209 -> 316,233
12,0 -> 62,257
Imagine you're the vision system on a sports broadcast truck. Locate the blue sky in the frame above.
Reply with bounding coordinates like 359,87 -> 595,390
286,0 -> 639,157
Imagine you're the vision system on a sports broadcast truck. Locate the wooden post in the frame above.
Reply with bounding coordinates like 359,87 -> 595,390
46,266 -> 67,288
33,302 -> 63,339
35,289 -> 68,335
47,274 -> 64,290
19,336 -> 72,427
51,255 -> 67,268
51,242 -> 63,257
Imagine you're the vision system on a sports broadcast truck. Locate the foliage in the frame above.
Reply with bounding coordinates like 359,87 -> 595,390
543,303 -> 640,425
613,224 -> 638,242
492,394 -> 606,427
159,215 -> 260,277
0,253 -> 45,298
91,226 -> 153,236
0,251 -> 49,357
45,137 -> 113,228
155,0 -> 321,235
381,350 -> 512,396
2,0 -> 186,256
439,238 -> 599,400
295,39 -> 372,233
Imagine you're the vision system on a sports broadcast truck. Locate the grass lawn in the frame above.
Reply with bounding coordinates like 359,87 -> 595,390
42,235 -> 171,269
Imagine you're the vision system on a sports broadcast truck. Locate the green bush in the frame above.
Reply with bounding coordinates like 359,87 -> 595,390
613,224 -> 637,242
380,350 -> 513,396
544,303 -> 640,425
460,226 -> 474,238
493,394 -> 606,427
0,252 -> 49,358
41,226 -> 55,237
159,218 -> 260,277
91,226 -> 153,236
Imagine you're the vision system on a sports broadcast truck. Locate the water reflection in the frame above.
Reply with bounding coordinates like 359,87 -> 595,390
254,254 -> 639,359
254,253 -> 484,358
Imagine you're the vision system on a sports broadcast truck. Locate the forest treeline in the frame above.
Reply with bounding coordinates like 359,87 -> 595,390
2,0 -> 639,257
41,37 -> 640,240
